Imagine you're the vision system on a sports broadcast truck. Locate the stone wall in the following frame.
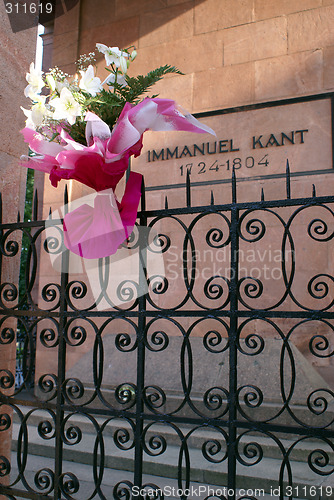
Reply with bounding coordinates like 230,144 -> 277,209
44,0 -> 334,207
40,0 -> 334,207
34,1 -> 334,392
0,1 -> 37,491
50,0 -> 334,110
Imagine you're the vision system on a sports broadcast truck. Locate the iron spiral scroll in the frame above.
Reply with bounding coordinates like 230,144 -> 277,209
0,169 -> 334,499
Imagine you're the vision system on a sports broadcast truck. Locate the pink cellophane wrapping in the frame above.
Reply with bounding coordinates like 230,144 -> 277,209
21,97 -> 214,258
63,172 -> 142,259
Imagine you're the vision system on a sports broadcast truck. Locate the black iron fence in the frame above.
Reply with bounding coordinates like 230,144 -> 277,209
0,166 -> 334,499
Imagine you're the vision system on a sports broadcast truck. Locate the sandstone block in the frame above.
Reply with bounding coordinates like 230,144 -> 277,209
135,31 -> 223,76
79,17 -> 139,56
255,50 -> 322,101
254,0 -> 321,21
147,74 -> 194,110
52,30 -> 79,67
194,0 -> 254,34
224,17 -> 287,66
323,45 -> 334,90
115,0 -> 166,20
288,6 -> 334,53
80,0 -> 116,31
167,0 -> 193,5
0,29 -> 36,156
139,2 -> 194,48
193,63 -> 254,112
53,0 -> 80,35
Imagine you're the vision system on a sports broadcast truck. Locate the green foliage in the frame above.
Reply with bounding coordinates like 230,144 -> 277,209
120,65 -> 183,104
68,65 -> 183,144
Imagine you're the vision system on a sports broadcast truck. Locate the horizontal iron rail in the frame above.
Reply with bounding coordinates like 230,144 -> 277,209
1,309 -> 334,319
1,195 -> 334,230
0,486 -> 53,500
4,395 -> 334,439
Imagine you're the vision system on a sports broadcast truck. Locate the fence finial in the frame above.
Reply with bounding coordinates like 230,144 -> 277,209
164,195 -> 168,209
286,159 -> 291,199
64,184 -> 69,214
261,188 -> 265,202
210,190 -> 214,205
312,184 -> 316,197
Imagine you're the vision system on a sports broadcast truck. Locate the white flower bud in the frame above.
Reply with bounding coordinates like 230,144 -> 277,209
119,56 -> 128,75
46,74 -> 56,92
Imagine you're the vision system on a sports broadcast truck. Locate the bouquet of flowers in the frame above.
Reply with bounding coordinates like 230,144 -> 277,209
21,43 -> 214,259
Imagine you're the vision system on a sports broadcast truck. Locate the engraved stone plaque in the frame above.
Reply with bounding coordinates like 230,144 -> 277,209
132,96 -> 333,189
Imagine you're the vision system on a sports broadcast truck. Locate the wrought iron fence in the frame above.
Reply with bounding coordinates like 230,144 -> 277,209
0,165 -> 334,499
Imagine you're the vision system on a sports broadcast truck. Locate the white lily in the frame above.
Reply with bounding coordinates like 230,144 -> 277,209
79,65 -> 103,96
96,43 -> 128,68
51,87 -> 82,125
24,62 -> 45,99
102,72 -> 127,88
21,95 -> 50,129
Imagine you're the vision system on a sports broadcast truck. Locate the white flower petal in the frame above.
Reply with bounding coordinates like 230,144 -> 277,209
96,43 -> 108,54
79,65 -> 102,96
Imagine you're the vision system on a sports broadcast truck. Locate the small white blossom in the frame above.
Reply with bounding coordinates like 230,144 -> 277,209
79,65 -> 103,96
24,62 -> 45,99
76,52 -> 96,71
130,50 -> 137,61
96,43 -> 128,68
51,87 -> 82,125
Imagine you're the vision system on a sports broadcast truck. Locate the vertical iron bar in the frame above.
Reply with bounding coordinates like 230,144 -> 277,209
126,158 -> 131,183
0,193 -> 2,277
286,160 -> 291,199
331,95 -> 334,169
186,170 -> 191,207
228,169 -> 238,499
53,186 -> 69,499
134,178 -> 147,487
33,189 -> 38,221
